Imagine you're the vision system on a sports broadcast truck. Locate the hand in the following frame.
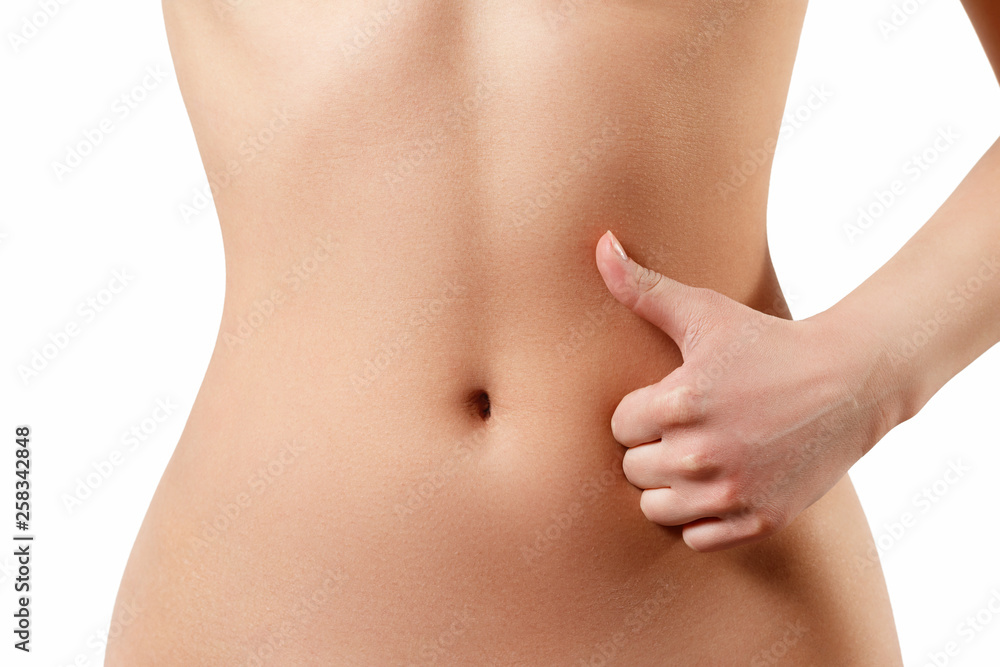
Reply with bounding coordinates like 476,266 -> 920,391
595,231 -> 900,552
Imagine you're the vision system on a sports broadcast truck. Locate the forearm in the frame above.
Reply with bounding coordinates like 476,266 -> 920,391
817,135 -> 1000,429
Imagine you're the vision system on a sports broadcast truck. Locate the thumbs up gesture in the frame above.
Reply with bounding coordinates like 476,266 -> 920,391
596,231 -> 899,552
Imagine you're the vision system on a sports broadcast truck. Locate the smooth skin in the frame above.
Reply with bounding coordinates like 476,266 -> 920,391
107,0 -> 1000,662
597,0 -> 1000,554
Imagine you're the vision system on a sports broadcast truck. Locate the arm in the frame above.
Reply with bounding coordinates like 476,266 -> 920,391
594,3 -> 1000,552
822,0 -> 1000,427
822,137 -> 1000,430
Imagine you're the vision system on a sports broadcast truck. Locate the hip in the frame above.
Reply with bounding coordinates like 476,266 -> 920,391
106,304 -> 902,665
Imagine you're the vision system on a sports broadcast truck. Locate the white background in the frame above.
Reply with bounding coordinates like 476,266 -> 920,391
2,0 -> 999,665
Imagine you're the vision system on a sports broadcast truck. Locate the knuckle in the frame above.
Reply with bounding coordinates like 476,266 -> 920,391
634,265 -> 663,295
691,285 -> 728,313
653,385 -> 704,425
682,288 -> 724,347
750,505 -> 787,536
677,450 -> 716,479
713,480 -> 744,510
685,312 -> 715,349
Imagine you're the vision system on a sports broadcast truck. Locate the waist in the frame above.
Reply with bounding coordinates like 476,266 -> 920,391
191,219 -> 791,500
165,243 -> 788,640
116,254 -> 898,665
202,223 -> 788,441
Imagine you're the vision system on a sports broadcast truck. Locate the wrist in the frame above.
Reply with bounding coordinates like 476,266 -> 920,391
806,301 -> 918,448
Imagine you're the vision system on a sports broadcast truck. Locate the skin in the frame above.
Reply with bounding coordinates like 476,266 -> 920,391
100,0 -> 1000,663
598,230 -> 886,553
598,0 -> 1000,553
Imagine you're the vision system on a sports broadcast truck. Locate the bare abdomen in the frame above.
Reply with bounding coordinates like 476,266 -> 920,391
105,259 -> 898,665
106,1 -> 900,664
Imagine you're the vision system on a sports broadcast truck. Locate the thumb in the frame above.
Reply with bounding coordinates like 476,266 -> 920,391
596,230 -> 711,354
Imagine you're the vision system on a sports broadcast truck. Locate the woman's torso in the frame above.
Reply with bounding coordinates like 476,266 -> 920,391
107,1 -> 902,664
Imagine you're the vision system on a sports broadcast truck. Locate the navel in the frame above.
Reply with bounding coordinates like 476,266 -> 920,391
468,389 -> 491,422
